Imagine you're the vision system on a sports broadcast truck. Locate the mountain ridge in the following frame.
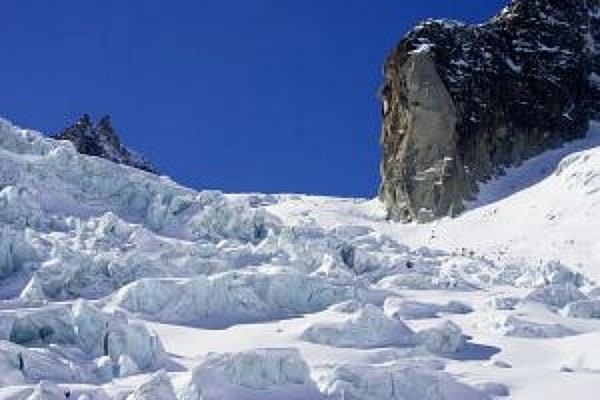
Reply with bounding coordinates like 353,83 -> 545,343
53,114 -> 158,174
379,0 -> 600,222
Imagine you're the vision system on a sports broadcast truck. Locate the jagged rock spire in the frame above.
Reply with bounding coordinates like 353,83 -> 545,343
54,114 -> 158,174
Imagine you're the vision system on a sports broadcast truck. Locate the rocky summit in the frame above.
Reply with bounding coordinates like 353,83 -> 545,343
379,0 -> 600,222
54,114 -> 158,174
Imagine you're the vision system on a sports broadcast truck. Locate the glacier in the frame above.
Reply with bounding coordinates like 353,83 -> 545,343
0,117 -> 599,399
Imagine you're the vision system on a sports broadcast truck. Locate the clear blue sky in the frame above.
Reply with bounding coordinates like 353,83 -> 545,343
0,1 -> 508,197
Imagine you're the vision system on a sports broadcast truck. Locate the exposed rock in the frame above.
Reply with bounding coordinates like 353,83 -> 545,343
54,114 -> 157,173
380,0 -> 600,221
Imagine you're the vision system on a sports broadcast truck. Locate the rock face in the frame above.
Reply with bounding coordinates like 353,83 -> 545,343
54,114 -> 157,173
380,0 -> 600,222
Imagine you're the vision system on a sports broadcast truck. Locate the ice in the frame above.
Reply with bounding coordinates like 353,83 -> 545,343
487,295 -> 520,310
384,297 -> 473,320
562,299 -> 600,319
114,267 -> 356,325
525,283 -> 586,309
316,362 -> 488,400
25,381 -> 66,400
19,274 -> 47,303
0,116 -> 599,397
127,370 -> 176,400
7,305 -> 77,345
493,315 -> 577,338
384,297 -> 440,320
515,260 -> 586,288
414,320 -> 465,354
177,348 -> 315,399
301,304 -> 414,348
0,228 -> 36,279
118,354 -> 141,377
0,301 -> 165,383
476,382 -> 509,397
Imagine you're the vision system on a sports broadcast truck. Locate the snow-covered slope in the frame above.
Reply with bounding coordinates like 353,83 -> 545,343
269,122 -> 600,283
0,117 -> 599,399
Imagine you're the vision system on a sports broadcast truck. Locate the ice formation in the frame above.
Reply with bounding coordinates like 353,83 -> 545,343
0,115 -> 599,399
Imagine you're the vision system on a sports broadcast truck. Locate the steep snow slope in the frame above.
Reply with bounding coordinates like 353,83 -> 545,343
0,117 -> 599,399
269,123 -> 600,283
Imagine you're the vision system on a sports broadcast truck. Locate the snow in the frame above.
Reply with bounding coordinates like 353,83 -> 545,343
127,370 -> 177,400
0,116 -> 599,398
525,283 -> 586,309
562,299 -> 600,319
177,348 -> 318,400
301,304 -> 415,348
315,362 -> 489,400
414,320 -> 465,354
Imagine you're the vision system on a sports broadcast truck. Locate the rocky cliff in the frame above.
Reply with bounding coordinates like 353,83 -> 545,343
54,114 -> 158,174
379,0 -> 600,222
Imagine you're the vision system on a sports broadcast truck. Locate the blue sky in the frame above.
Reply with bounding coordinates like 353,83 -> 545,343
0,1 -> 508,197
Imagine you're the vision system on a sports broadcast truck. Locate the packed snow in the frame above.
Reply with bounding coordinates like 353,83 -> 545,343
0,117 -> 599,399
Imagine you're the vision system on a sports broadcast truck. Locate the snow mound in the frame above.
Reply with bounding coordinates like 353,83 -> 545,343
493,315 -> 577,338
414,320 -> 465,354
316,362 -> 489,400
301,304 -> 414,348
177,348 -> 317,399
514,260 -> 587,288
384,297 -> 472,320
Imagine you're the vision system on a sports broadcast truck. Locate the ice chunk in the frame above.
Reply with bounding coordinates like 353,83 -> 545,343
177,348 -> 314,399
127,369 -> 176,400
384,298 -> 440,320
0,227 -> 35,279
72,300 -> 109,356
93,356 -> 114,381
8,306 -> 77,346
487,295 -> 520,310
525,283 -> 586,308
302,305 -> 414,348
115,268 -> 355,325
562,299 -> 600,319
444,300 -> 473,314
74,301 -> 165,371
0,341 -> 25,385
19,274 -> 47,303
317,362 -> 488,400
516,260 -> 586,288
415,320 -> 465,354
0,341 -> 80,383
118,354 -> 141,377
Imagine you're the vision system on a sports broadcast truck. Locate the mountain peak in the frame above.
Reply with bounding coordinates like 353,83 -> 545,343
379,0 -> 599,222
54,114 -> 158,174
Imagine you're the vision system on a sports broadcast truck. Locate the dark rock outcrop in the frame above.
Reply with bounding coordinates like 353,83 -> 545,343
54,114 -> 158,174
379,0 -> 600,222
